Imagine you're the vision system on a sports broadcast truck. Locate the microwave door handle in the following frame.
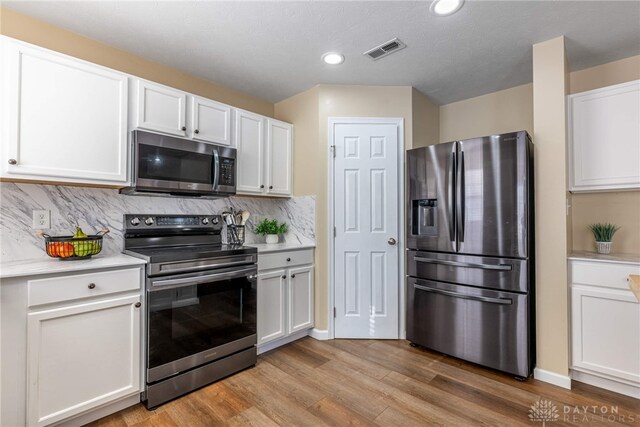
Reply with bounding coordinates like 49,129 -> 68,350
212,148 -> 220,191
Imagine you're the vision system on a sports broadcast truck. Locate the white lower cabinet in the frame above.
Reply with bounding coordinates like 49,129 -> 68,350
257,249 -> 314,352
0,265 -> 144,427
569,259 -> 640,398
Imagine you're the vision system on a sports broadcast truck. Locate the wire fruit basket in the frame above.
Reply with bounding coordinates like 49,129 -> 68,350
37,229 -> 109,260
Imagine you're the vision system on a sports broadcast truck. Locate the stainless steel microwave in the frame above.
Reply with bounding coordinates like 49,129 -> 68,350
121,130 -> 236,198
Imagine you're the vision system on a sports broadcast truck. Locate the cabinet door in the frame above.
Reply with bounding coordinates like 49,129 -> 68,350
1,38 -> 128,185
266,119 -> 293,197
569,80 -> 640,191
190,96 -> 231,145
288,266 -> 314,333
27,295 -> 141,427
135,79 -> 187,137
571,285 -> 640,384
235,110 -> 265,194
257,269 -> 286,345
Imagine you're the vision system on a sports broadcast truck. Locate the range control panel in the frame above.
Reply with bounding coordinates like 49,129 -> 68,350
125,214 -> 222,229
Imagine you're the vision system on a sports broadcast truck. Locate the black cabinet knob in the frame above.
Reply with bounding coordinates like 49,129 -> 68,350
88,283 -> 96,289
286,258 -> 291,262
181,126 -> 187,131
260,185 -> 265,189
269,185 -> 273,189
291,274 -> 296,278
8,159 -> 17,165
135,302 -> 141,308
195,129 -> 200,134
281,275 -> 286,279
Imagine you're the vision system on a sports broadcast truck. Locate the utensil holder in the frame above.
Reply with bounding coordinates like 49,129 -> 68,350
225,225 -> 245,245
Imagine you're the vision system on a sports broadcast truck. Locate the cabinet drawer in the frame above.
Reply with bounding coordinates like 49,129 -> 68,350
570,260 -> 640,290
28,268 -> 141,307
258,249 -> 314,271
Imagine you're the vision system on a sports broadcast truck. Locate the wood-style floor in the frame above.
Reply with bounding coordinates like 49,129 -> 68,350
90,338 -> 640,426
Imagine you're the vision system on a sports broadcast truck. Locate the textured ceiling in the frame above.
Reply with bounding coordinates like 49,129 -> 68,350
4,1 -> 640,105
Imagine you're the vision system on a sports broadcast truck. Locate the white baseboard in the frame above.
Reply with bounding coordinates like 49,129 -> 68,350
308,328 -> 330,340
61,393 -> 140,427
257,329 -> 310,355
572,369 -> 640,399
534,368 -> 572,389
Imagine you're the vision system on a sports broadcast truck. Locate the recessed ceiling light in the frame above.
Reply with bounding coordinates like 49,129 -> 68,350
430,0 -> 464,16
322,52 -> 345,65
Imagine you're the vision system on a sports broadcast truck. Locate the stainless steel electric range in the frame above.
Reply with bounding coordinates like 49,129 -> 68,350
123,214 -> 258,409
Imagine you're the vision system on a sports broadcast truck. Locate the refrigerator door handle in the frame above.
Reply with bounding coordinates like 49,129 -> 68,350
456,148 -> 465,243
413,282 -> 513,305
413,256 -> 513,271
448,148 -> 456,245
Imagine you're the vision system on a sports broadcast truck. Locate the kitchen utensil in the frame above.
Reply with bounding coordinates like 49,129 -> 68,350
240,211 -> 250,226
37,229 -> 109,260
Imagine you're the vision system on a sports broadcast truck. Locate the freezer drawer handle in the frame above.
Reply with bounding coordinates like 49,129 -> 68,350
413,256 -> 512,271
413,283 -> 512,305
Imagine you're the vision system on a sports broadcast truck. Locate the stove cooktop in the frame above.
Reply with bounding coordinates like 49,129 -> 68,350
124,244 -> 257,264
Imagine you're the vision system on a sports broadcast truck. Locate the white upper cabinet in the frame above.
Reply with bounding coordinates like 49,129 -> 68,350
1,37 -> 128,185
235,109 -> 265,194
189,96 -> 232,145
236,113 -> 293,197
134,79 -> 187,137
266,119 -> 293,196
568,80 -> 640,192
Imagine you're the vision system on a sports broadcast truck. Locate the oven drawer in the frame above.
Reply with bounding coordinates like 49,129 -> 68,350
28,268 -> 141,307
258,249 -> 314,271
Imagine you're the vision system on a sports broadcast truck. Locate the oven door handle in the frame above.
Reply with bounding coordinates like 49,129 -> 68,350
150,266 -> 257,290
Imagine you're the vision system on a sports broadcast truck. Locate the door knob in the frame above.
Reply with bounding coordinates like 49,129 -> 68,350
8,159 -> 17,165
291,274 -> 296,278
88,283 -> 96,289
135,302 -> 141,308
195,129 -> 199,134
388,238 -> 397,246
181,126 -> 187,131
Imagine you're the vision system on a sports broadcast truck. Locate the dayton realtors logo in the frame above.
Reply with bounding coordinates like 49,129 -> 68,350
529,400 -> 559,426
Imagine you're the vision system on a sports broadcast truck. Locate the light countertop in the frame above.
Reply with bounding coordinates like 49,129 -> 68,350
248,242 -> 316,254
0,254 -> 147,279
568,251 -> 640,265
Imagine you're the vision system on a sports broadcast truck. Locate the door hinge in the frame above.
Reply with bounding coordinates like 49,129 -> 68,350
333,307 -> 336,318
330,145 -> 336,158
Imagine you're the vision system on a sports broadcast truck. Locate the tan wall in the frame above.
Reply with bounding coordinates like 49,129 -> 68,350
0,7 -> 273,117
568,55 -> 640,255
532,36 -> 570,377
275,84 -> 416,330
412,88 -> 440,148
571,192 -> 640,254
439,83 -> 533,143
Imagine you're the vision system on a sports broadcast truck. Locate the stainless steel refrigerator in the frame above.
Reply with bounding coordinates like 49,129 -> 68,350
406,130 -> 534,378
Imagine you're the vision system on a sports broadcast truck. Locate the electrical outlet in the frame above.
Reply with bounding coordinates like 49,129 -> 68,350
33,210 -> 50,229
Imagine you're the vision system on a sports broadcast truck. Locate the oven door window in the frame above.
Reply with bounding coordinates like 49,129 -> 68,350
138,144 -> 213,184
147,275 -> 256,371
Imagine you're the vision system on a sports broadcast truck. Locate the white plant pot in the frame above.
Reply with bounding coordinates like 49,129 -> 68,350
596,241 -> 612,254
265,234 -> 279,245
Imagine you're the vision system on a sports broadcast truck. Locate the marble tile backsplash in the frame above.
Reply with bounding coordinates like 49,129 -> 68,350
0,182 -> 315,263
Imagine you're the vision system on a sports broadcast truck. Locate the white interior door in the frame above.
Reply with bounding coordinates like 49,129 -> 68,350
333,120 -> 400,339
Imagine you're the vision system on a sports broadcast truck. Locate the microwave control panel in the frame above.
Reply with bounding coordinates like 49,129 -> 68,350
219,158 -> 235,186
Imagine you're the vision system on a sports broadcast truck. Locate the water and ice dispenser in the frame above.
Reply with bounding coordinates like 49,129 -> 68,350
412,199 -> 438,236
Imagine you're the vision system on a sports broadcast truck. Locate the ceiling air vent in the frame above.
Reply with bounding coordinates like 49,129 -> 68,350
363,38 -> 406,61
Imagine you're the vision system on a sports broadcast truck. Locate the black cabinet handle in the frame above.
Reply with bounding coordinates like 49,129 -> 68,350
291,274 -> 296,278
286,258 -> 291,262
135,302 -> 141,308
88,283 -> 96,289
195,129 -> 200,134
260,185 -> 265,189
181,126 -> 187,131
269,185 -> 273,189
281,275 -> 286,279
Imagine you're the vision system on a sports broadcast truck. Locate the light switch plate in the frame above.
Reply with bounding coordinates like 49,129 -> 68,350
33,210 -> 50,229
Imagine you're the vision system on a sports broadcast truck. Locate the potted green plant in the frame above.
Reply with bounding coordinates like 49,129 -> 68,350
588,223 -> 620,254
255,218 -> 288,244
